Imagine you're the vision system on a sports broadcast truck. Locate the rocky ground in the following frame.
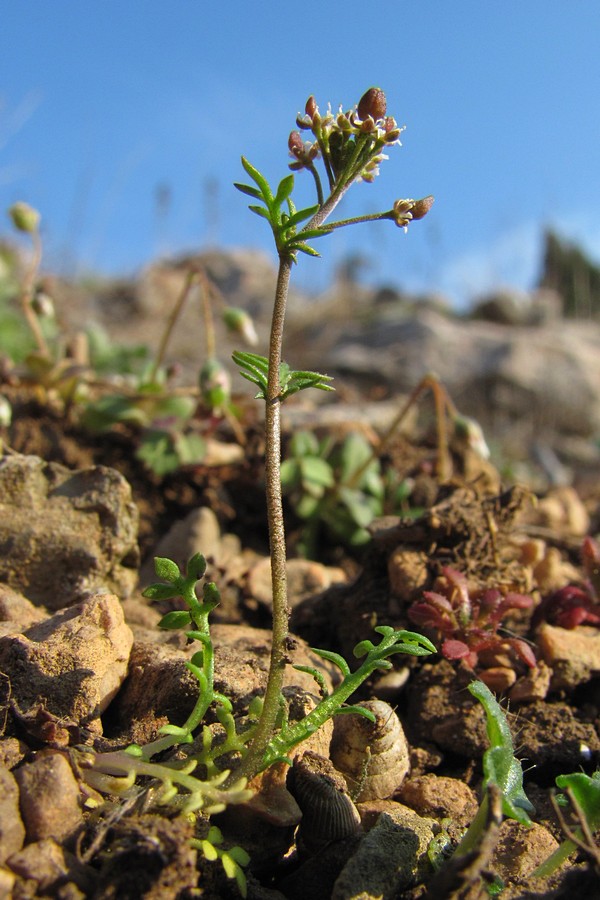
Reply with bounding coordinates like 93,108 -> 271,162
1,248 -> 600,898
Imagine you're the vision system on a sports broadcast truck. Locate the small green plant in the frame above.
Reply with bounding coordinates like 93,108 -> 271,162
192,825 -> 251,898
460,680 -> 534,846
532,769 -> 600,879
80,553 -> 434,898
281,429 -> 386,552
81,267 -> 254,475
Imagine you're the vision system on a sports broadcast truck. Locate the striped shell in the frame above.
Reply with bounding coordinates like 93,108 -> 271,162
287,751 -> 361,854
330,700 -> 410,801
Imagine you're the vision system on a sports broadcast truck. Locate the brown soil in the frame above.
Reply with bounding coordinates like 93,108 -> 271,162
1,383 -> 599,899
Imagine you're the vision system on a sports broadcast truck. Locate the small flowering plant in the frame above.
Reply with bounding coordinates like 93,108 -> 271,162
231,87 -> 433,780
535,536 -> 600,629
408,566 -> 536,670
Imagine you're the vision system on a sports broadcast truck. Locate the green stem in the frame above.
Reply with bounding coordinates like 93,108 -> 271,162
306,161 -> 324,207
316,210 -> 393,233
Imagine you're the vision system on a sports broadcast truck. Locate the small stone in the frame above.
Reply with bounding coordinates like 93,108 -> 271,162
0,454 -> 139,608
398,774 -> 478,827
492,819 -> 559,881
332,806 -> 436,898
537,623 -> 600,690
0,585 -> 47,628
0,739 -> 25,771
14,749 -> 82,842
248,557 -> 346,610
0,766 -> 25,863
508,660 -> 552,703
7,838 -> 71,891
116,624 -> 337,736
477,665 -> 517,694
0,593 -> 133,729
387,549 -> 429,601
0,867 -> 15,898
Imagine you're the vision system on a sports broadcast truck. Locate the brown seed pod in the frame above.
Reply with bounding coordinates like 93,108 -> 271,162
330,700 -> 410,801
287,751 -> 361,854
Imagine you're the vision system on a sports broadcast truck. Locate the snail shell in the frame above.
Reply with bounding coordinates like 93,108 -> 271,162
330,700 -> 410,801
287,751 -> 361,854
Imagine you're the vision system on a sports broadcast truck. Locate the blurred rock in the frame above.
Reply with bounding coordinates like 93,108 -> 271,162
0,454 -> 139,609
0,592 -> 133,731
0,766 -> 25,863
14,749 -> 82,843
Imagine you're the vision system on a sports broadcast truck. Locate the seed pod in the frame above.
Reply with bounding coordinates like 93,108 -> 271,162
287,751 -> 361,854
330,700 -> 410,801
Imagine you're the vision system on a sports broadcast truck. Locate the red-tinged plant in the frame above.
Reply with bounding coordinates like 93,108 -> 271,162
535,536 -> 600,630
408,566 -> 536,670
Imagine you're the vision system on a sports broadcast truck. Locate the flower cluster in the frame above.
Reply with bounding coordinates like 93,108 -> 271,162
290,87 -> 405,187
534,536 -> 600,629
408,566 -> 536,671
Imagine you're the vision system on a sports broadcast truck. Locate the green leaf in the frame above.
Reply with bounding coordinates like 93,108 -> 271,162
274,173 -> 295,207
283,204 -> 320,230
248,204 -> 271,220
158,610 -> 192,630
300,456 -> 335,490
289,241 -> 321,257
468,680 -> 534,825
81,394 -> 150,431
142,582 -> 181,601
296,494 -> 321,518
174,433 -> 206,465
289,429 -> 320,457
555,771 -> 600,831
338,486 -> 379,528
280,458 -> 301,489
186,553 -> 207,581
202,581 -> 221,610
292,664 -> 330,697
137,432 -> 179,476
233,181 -> 262,199
334,705 -> 377,722
241,156 -> 274,204
153,557 -> 181,582
309,647 -> 351,677
292,227 -> 330,240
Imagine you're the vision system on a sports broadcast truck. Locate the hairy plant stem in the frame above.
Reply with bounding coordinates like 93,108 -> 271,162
235,254 -> 293,782
237,183 -> 353,783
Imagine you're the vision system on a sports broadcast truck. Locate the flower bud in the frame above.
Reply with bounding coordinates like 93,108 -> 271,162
0,395 -> 12,428
9,201 -> 40,234
453,413 -> 490,460
222,306 -> 258,346
288,131 -> 304,159
357,87 -> 387,121
200,357 -> 231,412
410,195 -> 435,220
31,291 -> 55,318
305,96 -> 318,119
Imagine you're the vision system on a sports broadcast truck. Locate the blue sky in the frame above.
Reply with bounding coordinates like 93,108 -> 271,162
1,2 -> 599,307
